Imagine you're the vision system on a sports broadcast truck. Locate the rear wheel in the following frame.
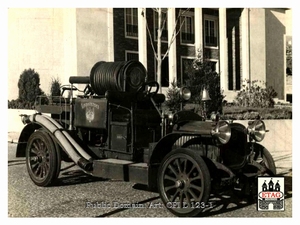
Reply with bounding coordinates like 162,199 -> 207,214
26,130 -> 61,186
158,148 -> 211,217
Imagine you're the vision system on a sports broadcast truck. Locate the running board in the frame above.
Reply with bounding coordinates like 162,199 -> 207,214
92,159 -> 148,185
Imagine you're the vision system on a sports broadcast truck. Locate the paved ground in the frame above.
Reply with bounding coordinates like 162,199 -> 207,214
7,134 -> 293,219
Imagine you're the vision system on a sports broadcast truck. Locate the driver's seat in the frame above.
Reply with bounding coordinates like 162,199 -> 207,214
137,93 -> 165,104
152,93 -> 165,104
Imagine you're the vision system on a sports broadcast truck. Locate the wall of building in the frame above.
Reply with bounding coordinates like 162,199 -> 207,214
227,8 -> 242,91
8,8 -> 291,103
265,8 -> 286,99
8,8 -> 71,100
249,8 -> 267,85
285,9 -> 292,36
8,8 -> 115,100
247,8 -> 288,100
76,8 -> 114,79
113,8 -> 138,62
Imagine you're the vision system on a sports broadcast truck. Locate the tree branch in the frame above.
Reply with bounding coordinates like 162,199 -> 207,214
162,8 -> 190,60
145,10 -> 158,60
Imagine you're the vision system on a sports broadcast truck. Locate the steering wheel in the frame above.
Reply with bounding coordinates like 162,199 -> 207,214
136,81 -> 159,99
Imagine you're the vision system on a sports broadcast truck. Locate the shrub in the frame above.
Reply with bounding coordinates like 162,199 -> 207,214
164,50 -> 224,115
50,77 -> 61,97
8,99 -> 28,109
183,50 -> 225,114
8,68 -> 47,109
222,105 -> 292,120
17,68 -> 45,108
234,80 -> 277,108
48,77 -> 62,103
286,43 -> 292,75
165,81 -> 185,112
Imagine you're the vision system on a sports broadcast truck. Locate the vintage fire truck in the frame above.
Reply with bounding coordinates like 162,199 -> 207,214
16,61 -> 276,217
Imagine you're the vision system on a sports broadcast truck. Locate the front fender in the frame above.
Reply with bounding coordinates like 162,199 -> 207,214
149,133 -> 205,165
16,123 -> 41,157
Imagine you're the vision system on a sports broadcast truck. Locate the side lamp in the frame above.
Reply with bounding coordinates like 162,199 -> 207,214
201,87 -> 211,120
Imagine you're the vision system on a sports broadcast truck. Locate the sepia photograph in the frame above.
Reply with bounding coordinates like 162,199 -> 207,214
4,0 -> 297,223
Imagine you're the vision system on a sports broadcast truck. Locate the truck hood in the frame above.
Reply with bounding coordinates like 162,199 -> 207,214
173,120 -> 232,144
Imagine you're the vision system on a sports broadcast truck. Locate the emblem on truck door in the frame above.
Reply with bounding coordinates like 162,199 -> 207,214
81,102 -> 99,123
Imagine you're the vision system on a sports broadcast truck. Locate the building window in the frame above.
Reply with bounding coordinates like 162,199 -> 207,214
155,56 -> 169,87
180,10 -> 195,45
207,59 -> 218,73
161,57 -> 169,87
180,57 -> 195,85
204,15 -> 218,47
125,8 -> 138,38
154,9 -> 168,42
125,51 -> 139,61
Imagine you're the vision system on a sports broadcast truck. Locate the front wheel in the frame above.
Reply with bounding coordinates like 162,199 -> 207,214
157,148 -> 211,217
251,143 -> 276,176
236,144 -> 277,199
26,130 -> 61,187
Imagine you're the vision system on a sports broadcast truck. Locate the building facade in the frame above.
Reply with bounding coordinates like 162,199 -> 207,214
8,8 -> 292,102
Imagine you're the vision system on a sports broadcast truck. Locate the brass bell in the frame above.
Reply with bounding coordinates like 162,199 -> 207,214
201,87 -> 211,101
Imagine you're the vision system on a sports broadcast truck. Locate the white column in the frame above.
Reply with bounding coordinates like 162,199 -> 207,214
168,8 -> 177,86
138,8 -> 147,70
63,8 -> 77,84
219,8 -> 228,92
241,8 -> 250,83
194,8 -> 203,55
107,8 -> 114,61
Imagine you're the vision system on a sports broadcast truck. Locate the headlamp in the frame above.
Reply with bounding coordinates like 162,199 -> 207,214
179,87 -> 191,101
247,120 -> 266,142
211,120 -> 231,144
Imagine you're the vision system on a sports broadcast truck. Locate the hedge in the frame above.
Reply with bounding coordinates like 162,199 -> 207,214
222,106 -> 292,120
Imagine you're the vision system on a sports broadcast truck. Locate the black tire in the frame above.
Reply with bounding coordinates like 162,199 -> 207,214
52,137 -> 62,181
237,145 -> 277,199
157,148 -> 211,217
253,144 -> 276,176
26,130 -> 61,187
